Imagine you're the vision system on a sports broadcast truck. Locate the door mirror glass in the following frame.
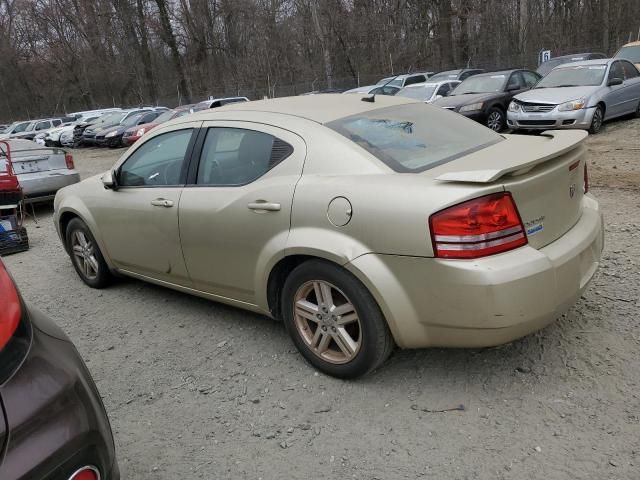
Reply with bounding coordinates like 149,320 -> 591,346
608,77 -> 623,86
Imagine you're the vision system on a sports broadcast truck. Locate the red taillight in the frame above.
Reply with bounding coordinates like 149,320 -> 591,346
583,162 -> 589,194
0,260 -> 21,350
68,466 -> 99,480
429,192 -> 528,259
65,152 -> 75,169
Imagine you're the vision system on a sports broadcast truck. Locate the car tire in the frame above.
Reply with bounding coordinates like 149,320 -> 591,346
486,107 -> 505,132
589,105 -> 604,134
66,218 -> 112,289
281,259 -> 394,378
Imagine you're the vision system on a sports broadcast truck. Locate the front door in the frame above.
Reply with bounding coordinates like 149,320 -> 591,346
179,122 -> 306,305
93,125 -> 199,284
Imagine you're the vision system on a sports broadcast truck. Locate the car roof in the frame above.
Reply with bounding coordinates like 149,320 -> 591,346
471,69 -> 520,77
547,52 -> 605,60
404,80 -> 459,88
558,58 -> 613,68
192,94 -> 418,124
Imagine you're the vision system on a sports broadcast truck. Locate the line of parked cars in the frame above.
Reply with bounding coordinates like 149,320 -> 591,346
341,42 -> 640,134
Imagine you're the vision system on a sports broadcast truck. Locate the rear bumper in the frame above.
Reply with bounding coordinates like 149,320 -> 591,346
0,308 -> 119,480
347,195 -> 604,348
507,107 -> 595,130
18,170 -> 80,202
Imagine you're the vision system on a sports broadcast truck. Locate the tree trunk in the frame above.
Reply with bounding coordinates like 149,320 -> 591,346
154,0 -> 191,102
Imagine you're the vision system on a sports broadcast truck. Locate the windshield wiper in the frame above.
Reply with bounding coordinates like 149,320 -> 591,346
554,84 -> 579,88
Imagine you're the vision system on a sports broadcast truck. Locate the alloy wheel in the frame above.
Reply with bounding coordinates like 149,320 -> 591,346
293,280 -> 362,364
71,230 -> 99,280
487,111 -> 503,131
591,108 -> 603,132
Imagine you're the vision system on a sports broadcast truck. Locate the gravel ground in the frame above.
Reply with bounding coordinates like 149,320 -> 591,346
4,116 -> 640,480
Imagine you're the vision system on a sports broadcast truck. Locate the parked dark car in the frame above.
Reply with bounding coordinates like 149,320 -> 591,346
82,109 -> 154,146
73,111 -> 122,146
122,106 -> 193,146
433,69 -> 541,131
536,52 -> 607,77
0,258 -> 119,479
95,111 -> 161,148
429,68 -> 485,82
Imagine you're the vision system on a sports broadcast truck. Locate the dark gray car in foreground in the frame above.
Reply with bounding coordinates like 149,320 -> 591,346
0,258 -> 119,480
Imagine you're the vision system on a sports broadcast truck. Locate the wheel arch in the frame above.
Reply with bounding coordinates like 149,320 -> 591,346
56,205 -> 116,270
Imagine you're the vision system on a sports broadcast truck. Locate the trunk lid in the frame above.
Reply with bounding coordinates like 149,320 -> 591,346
431,130 -> 587,249
6,140 -> 67,173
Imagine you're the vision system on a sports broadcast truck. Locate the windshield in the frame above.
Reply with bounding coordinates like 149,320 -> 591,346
326,103 -> 502,173
154,111 -> 175,123
396,85 -> 437,101
616,45 -> 640,63
429,72 -> 458,82
122,113 -> 145,126
535,65 -> 606,88
452,74 -> 506,94
95,112 -> 126,125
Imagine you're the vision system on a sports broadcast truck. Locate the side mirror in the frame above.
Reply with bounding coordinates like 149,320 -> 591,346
101,170 -> 117,190
608,77 -> 623,86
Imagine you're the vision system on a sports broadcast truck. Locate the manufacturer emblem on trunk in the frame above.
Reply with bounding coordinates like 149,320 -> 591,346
569,184 -> 576,198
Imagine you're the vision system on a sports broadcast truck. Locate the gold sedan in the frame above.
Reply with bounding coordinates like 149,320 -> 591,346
54,95 -> 604,378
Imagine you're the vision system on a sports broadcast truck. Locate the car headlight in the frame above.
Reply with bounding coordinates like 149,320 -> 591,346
508,101 -> 521,112
105,131 -> 118,138
557,98 -> 586,111
136,128 -> 146,136
459,102 -> 484,113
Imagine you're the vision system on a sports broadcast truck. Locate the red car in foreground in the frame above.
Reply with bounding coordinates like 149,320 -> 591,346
121,106 -> 193,146
0,258 -> 119,479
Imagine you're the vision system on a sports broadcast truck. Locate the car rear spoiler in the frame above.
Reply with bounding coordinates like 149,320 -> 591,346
434,130 -> 587,183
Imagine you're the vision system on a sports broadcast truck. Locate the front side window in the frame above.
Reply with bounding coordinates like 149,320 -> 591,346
608,61 -> 625,81
506,72 -> 524,90
35,121 -> 50,131
522,71 -> 541,87
196,128 -> 292,186
327,103 -> 503,173
436,83 -> 451,96
405,75 -> 425,86
118,129 -> 193,187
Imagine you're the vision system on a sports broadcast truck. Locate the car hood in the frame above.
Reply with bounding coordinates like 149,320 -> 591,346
515,86 -> 599,104
433,92 -> 501,108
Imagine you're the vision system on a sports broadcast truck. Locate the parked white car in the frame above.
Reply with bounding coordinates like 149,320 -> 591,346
396,80 -> 462,103
36,113 -> 104,147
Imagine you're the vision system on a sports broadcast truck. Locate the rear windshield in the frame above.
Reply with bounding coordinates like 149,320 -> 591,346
397,85 -> 437,101
326,103 -> 502,173
616,45 -> 640,63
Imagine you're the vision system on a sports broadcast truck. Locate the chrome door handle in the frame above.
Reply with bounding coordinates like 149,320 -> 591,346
150,198 -> 174,208
247,201 -> 281,212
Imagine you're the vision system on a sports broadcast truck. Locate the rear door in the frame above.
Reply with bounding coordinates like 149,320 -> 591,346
179,122 -> 305,304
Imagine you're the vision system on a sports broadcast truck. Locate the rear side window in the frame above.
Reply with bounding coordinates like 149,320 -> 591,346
196,128 -> 293,186
327,103 -> 503,173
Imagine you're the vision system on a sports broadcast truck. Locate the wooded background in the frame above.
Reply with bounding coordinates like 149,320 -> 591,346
1,0 -> 639,121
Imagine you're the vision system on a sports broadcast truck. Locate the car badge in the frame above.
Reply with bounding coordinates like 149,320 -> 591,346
569,184 -> 576,198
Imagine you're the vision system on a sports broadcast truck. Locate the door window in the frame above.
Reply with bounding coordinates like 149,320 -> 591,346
196,128 -> 293,186
405,75 -> 425,86
118,129 -> 194,187
506,72 -> 524,90
35,121 -> 50,131
436,83 -> 451,96
621,61 -> 639,79
608,61 -> 625,81
522,71 -> 541,87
